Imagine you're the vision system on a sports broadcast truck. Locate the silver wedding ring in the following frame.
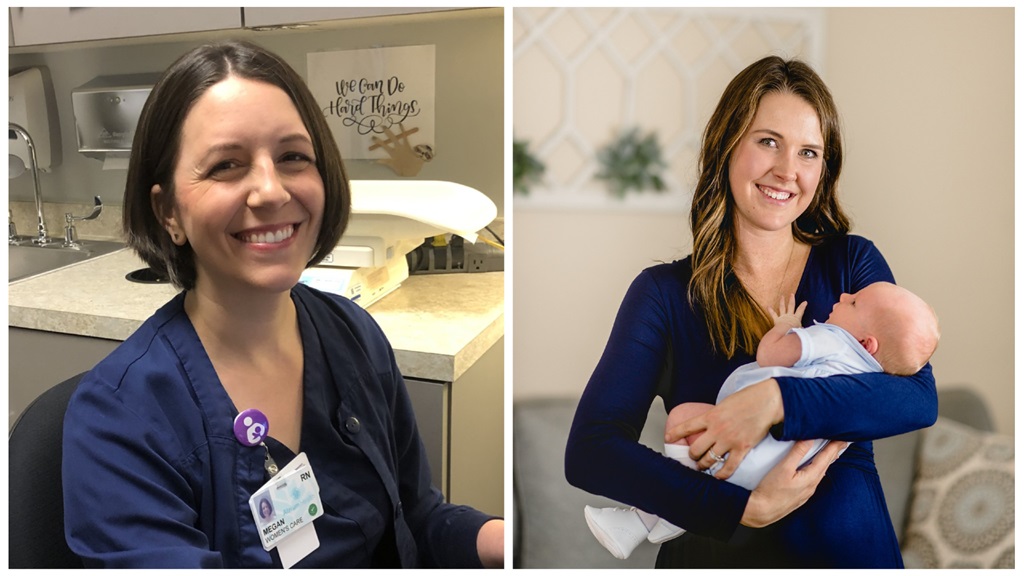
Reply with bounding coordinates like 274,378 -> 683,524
708,449 -> 725,463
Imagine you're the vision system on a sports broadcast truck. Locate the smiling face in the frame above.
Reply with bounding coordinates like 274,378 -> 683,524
154,76 -> 324,296
728,91 -> 824,237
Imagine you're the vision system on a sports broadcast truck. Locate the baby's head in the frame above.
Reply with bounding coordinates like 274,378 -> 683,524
826,282 -> 940,375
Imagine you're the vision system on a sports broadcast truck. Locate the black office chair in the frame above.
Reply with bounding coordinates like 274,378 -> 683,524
9,372 -> 86,568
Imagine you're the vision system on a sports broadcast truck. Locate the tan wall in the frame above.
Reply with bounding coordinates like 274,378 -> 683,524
824,8 -> 1013,433
8,9 -> 505,215
512,7 -> 1015,435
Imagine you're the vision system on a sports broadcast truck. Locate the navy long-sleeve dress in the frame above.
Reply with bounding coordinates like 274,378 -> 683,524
565,234 -> 937,568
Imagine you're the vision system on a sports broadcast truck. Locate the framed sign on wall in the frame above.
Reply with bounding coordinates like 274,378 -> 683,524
308,44 -> 436,175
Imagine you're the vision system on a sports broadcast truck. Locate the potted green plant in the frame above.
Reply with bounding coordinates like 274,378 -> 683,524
595,128 -> 667,198
513,138 -> 545,195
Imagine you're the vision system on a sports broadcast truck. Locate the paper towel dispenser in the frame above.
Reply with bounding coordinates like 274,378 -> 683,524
71,73 -> 161,163
9,66 -> 61,173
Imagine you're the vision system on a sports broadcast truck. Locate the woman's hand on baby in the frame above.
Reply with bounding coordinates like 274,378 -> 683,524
769,294 -> 807,331
665,379 -> 784,480
740,439 -> 849,528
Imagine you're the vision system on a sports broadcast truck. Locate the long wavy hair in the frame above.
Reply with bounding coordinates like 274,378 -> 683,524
689,56 -> 851,358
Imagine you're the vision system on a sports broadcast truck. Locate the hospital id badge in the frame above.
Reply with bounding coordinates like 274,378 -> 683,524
249,452 -> 324,552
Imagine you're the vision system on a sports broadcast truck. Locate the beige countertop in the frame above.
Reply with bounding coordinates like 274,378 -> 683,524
8,248 -> 504,382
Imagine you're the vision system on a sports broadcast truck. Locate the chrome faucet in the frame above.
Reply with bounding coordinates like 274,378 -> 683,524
63,196 -> 103,248
8,209 -> 17,244
9,123 -> 51,245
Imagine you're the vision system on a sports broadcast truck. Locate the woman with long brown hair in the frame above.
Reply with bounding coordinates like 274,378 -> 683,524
566,56 -> 936,567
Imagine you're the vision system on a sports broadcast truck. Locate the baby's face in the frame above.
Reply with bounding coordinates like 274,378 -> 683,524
826,284 -> 888,336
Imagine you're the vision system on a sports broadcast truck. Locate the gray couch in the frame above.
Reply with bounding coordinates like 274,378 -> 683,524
513,388 -> 996,569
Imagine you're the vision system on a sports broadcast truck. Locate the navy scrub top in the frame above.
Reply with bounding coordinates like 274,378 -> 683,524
63,283 -> 493,568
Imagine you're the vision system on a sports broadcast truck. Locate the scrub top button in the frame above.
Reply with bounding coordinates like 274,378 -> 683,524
345,416 -> 361,434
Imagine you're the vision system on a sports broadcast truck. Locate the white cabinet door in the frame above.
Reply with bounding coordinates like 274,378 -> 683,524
9,7 -> 242,46
242,7 -> 459,28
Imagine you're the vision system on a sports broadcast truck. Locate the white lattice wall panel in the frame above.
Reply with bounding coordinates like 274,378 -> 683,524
514,7 -> 825,211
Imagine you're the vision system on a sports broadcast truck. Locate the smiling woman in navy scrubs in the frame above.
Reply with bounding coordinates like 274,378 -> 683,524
61,40 -> 503,568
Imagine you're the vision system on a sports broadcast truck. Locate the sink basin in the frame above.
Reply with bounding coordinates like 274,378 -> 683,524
9,239 -> 126,282
126,267 -> 169,284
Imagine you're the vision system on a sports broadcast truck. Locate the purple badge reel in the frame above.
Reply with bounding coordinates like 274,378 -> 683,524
234,408 -> 269,447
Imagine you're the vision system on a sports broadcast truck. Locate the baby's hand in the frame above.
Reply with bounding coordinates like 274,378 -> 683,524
769,294 -> 807,330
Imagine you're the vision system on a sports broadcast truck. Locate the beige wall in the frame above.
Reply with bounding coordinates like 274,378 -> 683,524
512,7 -> 1015,434
8,8 -> 505,215
512,8 -> 824,208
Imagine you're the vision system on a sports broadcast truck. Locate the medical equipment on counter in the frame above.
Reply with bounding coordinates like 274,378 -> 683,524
299,180 -> 497,308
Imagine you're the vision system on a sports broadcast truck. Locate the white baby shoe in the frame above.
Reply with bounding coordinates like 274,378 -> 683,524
646,518 -> 685,544
584,505 -> 650,560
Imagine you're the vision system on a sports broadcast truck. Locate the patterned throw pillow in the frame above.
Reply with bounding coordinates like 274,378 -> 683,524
901,416 -> 1014,568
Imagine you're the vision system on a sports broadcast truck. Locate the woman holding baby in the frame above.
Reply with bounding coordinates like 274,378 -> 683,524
565,56 -> 937,568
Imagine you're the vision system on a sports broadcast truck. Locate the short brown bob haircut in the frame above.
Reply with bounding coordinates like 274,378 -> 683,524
123,40 -> 350,290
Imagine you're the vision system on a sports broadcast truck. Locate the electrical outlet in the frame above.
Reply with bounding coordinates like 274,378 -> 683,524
465,242 -> 503,272
407,233 -> 503,274
469,254 -> 488,272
